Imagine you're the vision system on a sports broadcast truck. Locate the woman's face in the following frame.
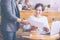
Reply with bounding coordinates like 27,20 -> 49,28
35,6 -> 43,16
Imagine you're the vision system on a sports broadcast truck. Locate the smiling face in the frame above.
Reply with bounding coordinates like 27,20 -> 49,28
35,6 -> 43,16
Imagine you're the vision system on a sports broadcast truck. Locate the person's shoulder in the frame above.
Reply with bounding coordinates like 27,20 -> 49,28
28,15 -> 35,20
41,16 -> 48,20
53,21 -> 60,24
29,15 -> 35,18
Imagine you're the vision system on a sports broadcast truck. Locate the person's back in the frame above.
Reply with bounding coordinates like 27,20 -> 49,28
1,0 -> 20,32
50,21 -> 60,39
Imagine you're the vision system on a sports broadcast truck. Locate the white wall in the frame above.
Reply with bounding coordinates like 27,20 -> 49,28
29,0 -> 50,5
50,0 -> 60,10
29,0 -> 60,10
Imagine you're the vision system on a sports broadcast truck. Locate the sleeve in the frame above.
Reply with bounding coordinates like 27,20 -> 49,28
27,16 -> 32,23
3,0 -> 18,22
27,16 -> 35,26
43,17 -> 50,31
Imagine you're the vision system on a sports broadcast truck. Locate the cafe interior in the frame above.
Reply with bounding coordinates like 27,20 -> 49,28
0,0 -> 60,40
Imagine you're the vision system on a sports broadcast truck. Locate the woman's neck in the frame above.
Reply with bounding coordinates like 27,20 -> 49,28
35,15 -> 41,18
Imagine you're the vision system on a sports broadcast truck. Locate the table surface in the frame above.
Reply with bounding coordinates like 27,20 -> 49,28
17,29 -> 60,40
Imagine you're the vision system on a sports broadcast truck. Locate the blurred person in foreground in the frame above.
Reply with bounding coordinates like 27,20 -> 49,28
1,0 -> 23,40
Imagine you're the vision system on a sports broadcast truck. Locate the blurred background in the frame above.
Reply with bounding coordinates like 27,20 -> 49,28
17,0 -> 60,11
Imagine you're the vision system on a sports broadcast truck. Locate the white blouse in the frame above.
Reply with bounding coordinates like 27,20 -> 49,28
28,15 -> 50,33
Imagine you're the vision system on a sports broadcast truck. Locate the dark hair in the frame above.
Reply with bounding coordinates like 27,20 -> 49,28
35,3 -> 45,11
47,4 -> 50,8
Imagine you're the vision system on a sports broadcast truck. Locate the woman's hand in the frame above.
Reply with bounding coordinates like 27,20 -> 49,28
31,26 -> 38,30
43,27 -> 49,32
20,20 -> 29,28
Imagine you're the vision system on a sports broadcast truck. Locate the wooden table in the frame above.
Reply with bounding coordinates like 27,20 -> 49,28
17,29 -> 59,40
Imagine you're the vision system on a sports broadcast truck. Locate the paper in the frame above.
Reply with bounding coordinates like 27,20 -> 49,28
29,20 -> 45,27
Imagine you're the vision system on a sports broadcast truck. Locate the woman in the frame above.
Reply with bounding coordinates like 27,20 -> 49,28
27,3 -> 50,34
